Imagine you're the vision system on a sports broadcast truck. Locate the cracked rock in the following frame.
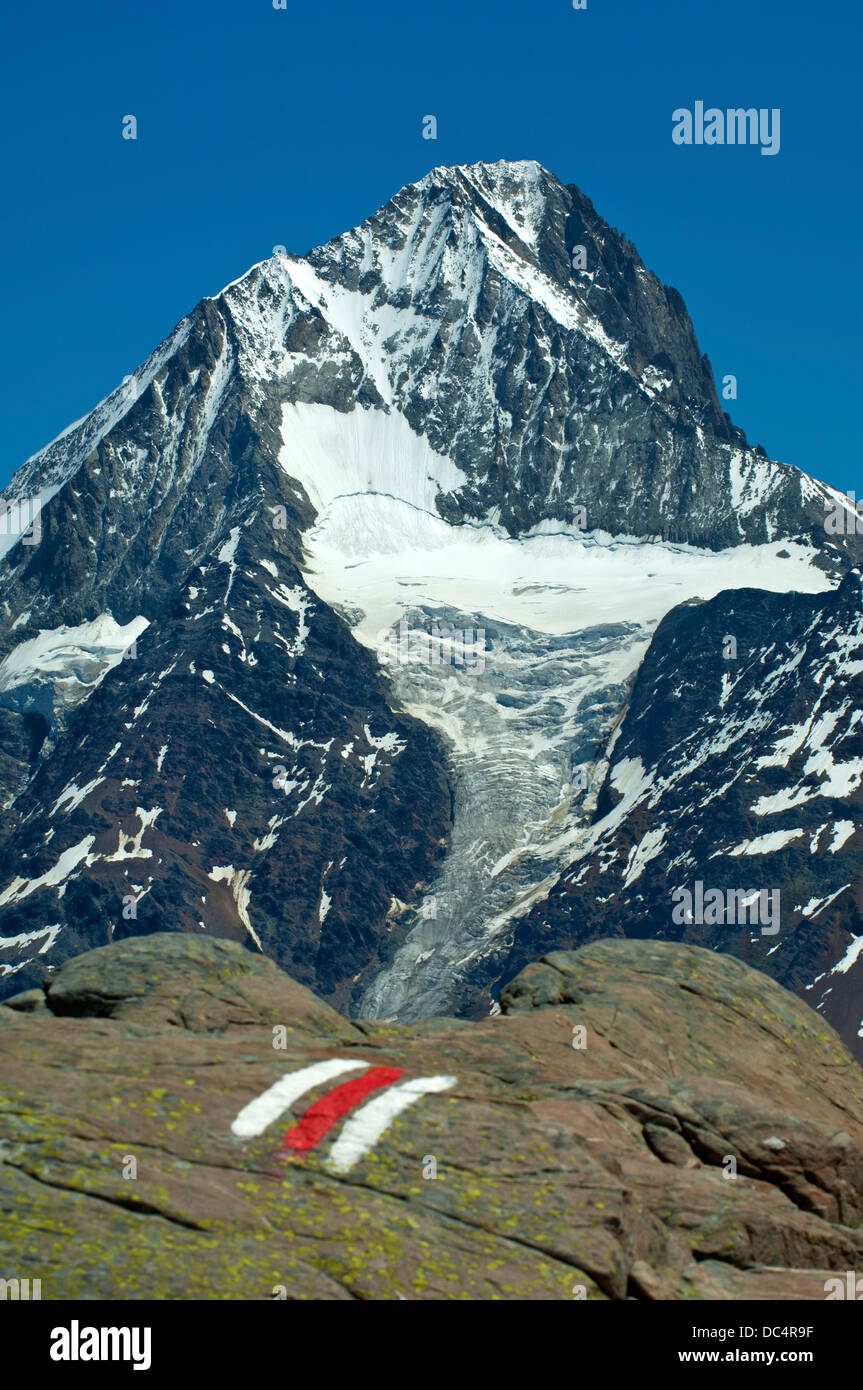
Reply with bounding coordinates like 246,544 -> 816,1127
1,933 -> 862,1300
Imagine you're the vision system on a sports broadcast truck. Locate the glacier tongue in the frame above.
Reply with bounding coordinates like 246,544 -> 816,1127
282,402 -> 832,1019
359,612 -> 646,1019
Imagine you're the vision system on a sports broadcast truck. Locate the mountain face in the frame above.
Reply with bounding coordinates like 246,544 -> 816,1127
499,572 -> 863,1058
0,159 -> 861,1043
3,933 -> 863,1301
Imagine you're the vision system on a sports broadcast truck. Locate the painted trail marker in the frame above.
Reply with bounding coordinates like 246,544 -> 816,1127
230,1059 -> 367,1138
324,1075 -> 457,1174
280,1066 -> 405,1154
231,1058 -> 457,1173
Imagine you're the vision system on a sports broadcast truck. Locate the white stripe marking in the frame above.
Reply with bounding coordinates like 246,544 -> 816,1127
324,1074 -> 457,1174
231,1059 -> 369,1137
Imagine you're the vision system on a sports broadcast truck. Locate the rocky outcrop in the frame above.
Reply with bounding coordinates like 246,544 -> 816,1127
1,934 -> 861,1300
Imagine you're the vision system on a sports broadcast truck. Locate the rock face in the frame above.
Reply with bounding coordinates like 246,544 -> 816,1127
0,507 -> 452,1013
504,569 -> 863,1060
1,158 -> 861,1028
1,934 -> 862,1300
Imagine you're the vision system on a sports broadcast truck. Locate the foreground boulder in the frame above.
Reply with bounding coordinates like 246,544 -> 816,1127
1,934 -> 862,1300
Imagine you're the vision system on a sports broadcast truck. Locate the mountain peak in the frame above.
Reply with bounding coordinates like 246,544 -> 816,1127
417,156 -> 550,195
2,160 -> 863,1069
413,157 -> 553,247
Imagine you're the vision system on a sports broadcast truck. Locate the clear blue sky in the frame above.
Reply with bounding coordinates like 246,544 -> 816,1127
1,0 -> 859,494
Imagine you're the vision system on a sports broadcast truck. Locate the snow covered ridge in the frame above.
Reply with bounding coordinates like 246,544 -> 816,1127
1,318 -> 192,529
417,159 -> 550,247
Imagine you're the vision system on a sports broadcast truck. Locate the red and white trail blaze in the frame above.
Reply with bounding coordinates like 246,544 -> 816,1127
280,1066 -> 405,1155
230,1059 -> 457,1173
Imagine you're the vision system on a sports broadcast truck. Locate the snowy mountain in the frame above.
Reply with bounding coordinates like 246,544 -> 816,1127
497,571 -> 863,1058
1,159 -> 861,1051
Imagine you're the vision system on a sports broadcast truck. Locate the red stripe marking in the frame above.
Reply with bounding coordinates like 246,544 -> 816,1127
279,1066 -> 405,1156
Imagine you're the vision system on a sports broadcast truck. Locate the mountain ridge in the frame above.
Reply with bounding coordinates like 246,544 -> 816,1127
1,159 -> 861,1049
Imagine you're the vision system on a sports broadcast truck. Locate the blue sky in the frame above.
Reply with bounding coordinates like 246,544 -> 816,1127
1,0 -> 859,493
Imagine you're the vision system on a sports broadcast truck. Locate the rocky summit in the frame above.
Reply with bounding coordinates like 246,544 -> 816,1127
1,159 -> 862,1060
2,933 -> 862,1300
